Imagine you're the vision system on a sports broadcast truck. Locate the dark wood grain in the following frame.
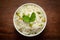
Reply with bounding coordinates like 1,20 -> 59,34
0,0 -> 60,40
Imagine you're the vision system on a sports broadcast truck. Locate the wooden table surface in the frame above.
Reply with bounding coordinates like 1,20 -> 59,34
0,0 -> 60,40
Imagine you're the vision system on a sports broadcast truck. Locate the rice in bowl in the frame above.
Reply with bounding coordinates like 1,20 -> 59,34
13,3 -> 47,37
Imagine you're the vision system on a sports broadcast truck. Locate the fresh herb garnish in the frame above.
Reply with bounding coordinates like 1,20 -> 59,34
30,12 -> 36,22
23,15 -> 30,23
22,12 -> 36,23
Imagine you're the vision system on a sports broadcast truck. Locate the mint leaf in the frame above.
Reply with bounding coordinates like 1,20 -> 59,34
22,15 -> 30,23
30,12 -> 36,22
22,12 -> 36,23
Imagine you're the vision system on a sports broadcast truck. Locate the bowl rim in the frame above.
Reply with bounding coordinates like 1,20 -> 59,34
13,3 -> 47,37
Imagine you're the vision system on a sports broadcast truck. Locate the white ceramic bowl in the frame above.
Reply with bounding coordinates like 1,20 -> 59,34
13,3 -> 47,37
